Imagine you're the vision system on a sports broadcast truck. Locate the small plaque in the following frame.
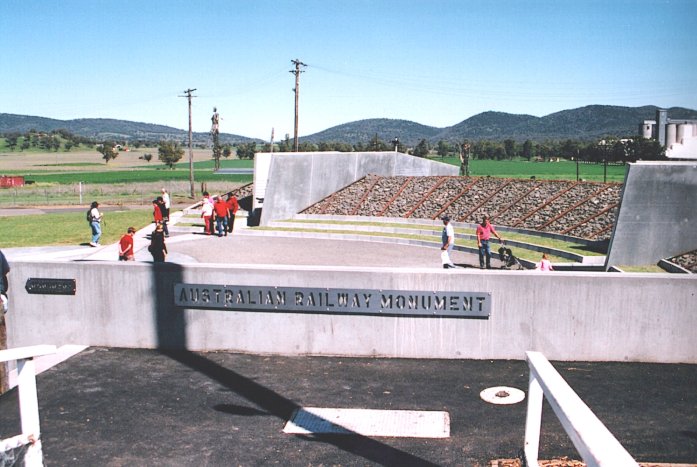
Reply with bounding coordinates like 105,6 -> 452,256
25,278 -> 76,295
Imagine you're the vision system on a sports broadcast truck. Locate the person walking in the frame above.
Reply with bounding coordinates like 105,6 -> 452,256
161,188 -> 171,211
440,215 -> 456,269
0,249 -> 9,314
157,196 -> 169,237
476,214 -> 503,269
226,195 -> 239,234
152,199 -> 163,226
201,192 -> 214,235
88,201 -> 103,247
148,223 -> 168,262
118,227 -> 136,261
213,197 -> 229,237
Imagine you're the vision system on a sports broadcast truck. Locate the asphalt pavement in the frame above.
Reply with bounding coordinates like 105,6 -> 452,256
0,348 -> 696,466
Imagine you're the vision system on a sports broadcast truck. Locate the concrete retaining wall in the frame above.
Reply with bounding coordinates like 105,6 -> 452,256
6,260 -> 696,363
258,152 -> 458,226
606,161 -> 697,267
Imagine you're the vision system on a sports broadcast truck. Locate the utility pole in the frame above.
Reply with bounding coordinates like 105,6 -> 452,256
270,127 -> 275,154
180,88 -> 197,198
290,59 -> 306,152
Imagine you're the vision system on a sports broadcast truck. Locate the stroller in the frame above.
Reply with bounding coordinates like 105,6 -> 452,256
498,243 -> 524,270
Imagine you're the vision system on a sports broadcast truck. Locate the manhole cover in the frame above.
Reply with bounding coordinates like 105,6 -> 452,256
480,386 -> 525,405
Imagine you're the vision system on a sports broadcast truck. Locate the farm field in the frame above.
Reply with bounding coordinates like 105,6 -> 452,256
437,156 -> 626,182
0,149 -> 626,209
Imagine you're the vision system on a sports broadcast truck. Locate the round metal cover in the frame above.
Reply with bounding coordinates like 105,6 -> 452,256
479,386 -> 526,405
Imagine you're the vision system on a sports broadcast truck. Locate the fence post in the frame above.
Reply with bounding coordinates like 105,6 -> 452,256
524,370 -> 543,467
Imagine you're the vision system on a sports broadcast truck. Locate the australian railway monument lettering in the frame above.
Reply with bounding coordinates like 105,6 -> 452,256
175,284 -> 491,318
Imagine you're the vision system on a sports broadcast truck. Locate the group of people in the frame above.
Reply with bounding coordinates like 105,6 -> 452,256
99,189 -> 239,263
440,214 -> 553,271
87,188 -> 172,263
152,188 -> 170,237
200,191 -> 239,237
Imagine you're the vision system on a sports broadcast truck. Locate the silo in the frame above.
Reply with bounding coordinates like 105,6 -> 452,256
641,121 -> 653,139
677,124 -> 692,143
666,123 -> 677,147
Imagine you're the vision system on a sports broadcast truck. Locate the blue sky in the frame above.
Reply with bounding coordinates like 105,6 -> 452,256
1,0 -> 695,139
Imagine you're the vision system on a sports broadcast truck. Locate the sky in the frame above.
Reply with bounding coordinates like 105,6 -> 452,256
1,0 -> 695,140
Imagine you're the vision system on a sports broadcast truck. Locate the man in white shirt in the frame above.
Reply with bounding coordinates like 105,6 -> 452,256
440,215 -> 456,268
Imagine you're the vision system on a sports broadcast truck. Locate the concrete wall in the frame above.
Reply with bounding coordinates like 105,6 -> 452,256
606,161 -> 697,267
6,260 -> 697,363
257,152 -> 458,226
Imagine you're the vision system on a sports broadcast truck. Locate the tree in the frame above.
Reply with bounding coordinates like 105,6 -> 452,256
413,139 -> 429,158
236,142 -> 257,160
223,146 -> 232,159
278,134 -> 292,152
369,133 -> 387,151
436,140 -> 451,158
143,153 -> 153,162
97,141 -> 118,164
158,141 -> 184,168
522,140 -> 534,161
6,133 -> 19,151
627,137 -> 665,161
503,139 -> 516,159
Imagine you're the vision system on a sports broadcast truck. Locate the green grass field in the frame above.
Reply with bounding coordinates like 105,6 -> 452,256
0,209 -> 153,248
436,157 -> 626,182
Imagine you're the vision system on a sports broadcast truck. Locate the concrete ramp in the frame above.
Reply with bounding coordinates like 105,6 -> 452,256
606,161 -> 697,267
256,151 -> 457,225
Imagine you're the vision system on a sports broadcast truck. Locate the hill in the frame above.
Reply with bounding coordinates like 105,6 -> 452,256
306,105 -> 697,145
0,113 -> 259,145
2,105 -> 697,146
301,118 -> 441,146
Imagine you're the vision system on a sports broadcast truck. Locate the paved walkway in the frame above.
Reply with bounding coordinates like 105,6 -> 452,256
2,211 -> 491,268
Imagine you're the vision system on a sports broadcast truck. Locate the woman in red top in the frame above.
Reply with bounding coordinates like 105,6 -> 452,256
152,199 -> 163,225
226,195 -> 239,233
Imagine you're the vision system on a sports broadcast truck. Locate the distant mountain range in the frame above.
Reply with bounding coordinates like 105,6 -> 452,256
0,114 -> 256,145
304,106 -> 697,145
2,105 -> 696,146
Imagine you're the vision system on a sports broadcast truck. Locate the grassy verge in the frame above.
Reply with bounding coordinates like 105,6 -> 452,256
278,219 -> 603,256
0,209 -> 153,247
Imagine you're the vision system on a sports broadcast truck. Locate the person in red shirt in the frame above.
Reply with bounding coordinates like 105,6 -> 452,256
226,195 -> 239,234
213,197 -> 230,237
476,214 -> 503,269
152,199 -> 163,225
118,227 -> 136,261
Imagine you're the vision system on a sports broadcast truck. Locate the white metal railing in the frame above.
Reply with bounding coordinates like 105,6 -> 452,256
524,351 -> 639,467
0,345 -> 57,467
